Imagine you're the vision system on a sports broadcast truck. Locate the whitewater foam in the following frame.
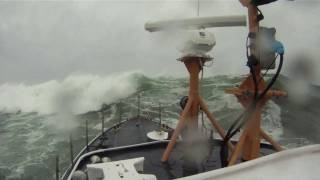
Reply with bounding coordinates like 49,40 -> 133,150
262,100 -> 284,140
0,74 -> 293,180
0,72 -> 140,115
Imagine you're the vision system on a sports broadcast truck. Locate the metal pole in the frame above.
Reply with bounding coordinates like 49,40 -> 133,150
69,135 -> 74,168
56,154 -> 59,180
101,112 -> 104,136
137,94 -> 140,118
159,102 -> 162,127
86,119 -> 89,151
119,102 -> 122,124
197,0 -> 200,16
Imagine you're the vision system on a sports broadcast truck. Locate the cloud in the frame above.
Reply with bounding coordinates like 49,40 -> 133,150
0,0 -> 319,84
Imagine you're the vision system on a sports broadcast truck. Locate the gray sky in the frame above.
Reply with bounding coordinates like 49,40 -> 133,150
0,0 -> 319,85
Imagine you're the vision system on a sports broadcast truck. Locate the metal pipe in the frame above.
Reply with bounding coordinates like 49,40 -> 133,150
101,112 -> 104,136
56,154 -> 59,180
137,94 -> 140,118
119,102 -> 122,124
69,135 -> 74,168
159,102 -> 162,127
197,0 -> 200,16
86,119 -> 89,151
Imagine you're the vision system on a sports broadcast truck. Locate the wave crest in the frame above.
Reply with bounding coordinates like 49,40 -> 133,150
0,72 -> 140,114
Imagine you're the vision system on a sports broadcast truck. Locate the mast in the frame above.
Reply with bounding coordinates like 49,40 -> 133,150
225,0 -> 286,166
161,58 -> 234,162
144,2 -> 247,163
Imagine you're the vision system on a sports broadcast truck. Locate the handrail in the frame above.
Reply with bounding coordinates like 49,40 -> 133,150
60,95 -> 186,179
66,140 -> 170,180
60,118 -> 129,179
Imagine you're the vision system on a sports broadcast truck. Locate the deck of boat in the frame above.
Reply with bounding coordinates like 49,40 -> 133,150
64,117 -> 275,180
88,117 -> 172,149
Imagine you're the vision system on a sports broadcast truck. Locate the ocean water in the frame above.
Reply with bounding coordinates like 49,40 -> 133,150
0,72 -> 317,180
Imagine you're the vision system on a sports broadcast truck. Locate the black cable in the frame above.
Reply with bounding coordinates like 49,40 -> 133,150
258,54 -> 279,84
220,30 -> 284,167
219,63 -> 259,167
220,4 -> 284,166
220,54 -> 284,167
223,32 -> 259,142
226,28 -> 258,141
222,34 -> 257,138
259,54 -> 283,98
220,33 -> 258,167
227,54 -> 283,141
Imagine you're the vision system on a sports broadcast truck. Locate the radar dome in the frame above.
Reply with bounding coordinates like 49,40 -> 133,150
178,30 -> 216,57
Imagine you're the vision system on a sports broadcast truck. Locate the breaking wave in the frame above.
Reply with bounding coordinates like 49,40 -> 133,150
0,72 -> 141,115
1,73 -> 304,180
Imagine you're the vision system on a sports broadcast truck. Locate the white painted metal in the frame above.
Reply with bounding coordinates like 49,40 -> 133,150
145,15 -> 246,32
177,144 -> 320,180
101,157 -> 111,163
62,120 -> 129,180
87,157 -> 157,180
71,170 -> 87,180
67,141 -> 170,180
177,30 -> 216,57
147,130 -> 169,141
90,155 -> 101,164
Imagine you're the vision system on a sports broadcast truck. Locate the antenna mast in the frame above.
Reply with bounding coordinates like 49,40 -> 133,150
144,10 -> 247,163
197,0 -> 200,16
224,0 -> 286,166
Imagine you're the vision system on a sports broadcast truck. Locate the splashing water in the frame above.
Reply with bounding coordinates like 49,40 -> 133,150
0,72 -> 140,115
0,73 -> 315,179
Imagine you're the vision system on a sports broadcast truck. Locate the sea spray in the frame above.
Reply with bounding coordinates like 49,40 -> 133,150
0,72 -> 140,115
0,74 -> 293,180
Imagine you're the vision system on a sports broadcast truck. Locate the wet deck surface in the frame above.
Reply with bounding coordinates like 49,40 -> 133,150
71,117 -> 275,180
89,117 -> 173,149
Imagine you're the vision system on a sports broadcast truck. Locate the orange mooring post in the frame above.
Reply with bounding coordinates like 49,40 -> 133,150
161,57 -> 233,162
226,1 -> 285,166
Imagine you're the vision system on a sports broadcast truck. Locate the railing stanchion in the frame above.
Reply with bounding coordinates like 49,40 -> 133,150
86,119 -> 89,151
138,94 -> 141,118
69,135 -> 74,168
159,102 -> 162,128
56,154 -> 59,180
119,101 -> 122,124
100,112 -> 104,136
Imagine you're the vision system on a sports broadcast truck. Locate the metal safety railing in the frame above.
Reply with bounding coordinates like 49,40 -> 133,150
56,93 -> 181,180
56,93 -> 216,180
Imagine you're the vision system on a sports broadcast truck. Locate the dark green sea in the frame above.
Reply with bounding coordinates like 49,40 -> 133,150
0,73 -> 319,179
